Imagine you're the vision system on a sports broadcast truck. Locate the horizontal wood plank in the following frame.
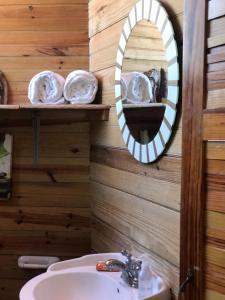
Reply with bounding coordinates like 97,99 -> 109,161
0,18 -> 87,31
9,132 -> 89,158
0,4 -> 87,19
12,167 -> 89,183
207,142 -> 225,160
91,123 -> 182,156
91,182 -> 180,266
207,189 -> 225,213
0,207 -> 90,231
208,34 -> 225,49
206,244 -> 225,268
208,0 -> 225,20
206,289 -> 225,300
89,0 -> 183,37
12,182 -> 90,197
0,255 -> 42,280
203,112 -> 225,140
0,0 -> 87,3
90,162 -> 180,211
0,31 -> 88,45
0,230 -> 90,256
0,45 -> 88,57
208,52 -> 225,65
91,145 -> 181,183
209,16 -> 225,39
207,89 -> 225,109
0,193 -> 90,208
0,279 -> 27,300
92,217 -> 179,298
0,56 -> 88,69
207,210 -> 225,243
206,263 -> 225,295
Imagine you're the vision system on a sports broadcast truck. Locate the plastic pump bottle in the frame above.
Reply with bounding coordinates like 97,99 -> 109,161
138,259 -> 153,299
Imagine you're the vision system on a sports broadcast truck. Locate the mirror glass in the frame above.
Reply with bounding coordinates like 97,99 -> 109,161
122,20 -> 168,144
115,0 -> 179,163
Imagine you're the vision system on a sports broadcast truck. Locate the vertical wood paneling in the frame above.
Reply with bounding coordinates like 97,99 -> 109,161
89,1 -> 183,298
0,2 -> 90,299
181,0 -> 206,299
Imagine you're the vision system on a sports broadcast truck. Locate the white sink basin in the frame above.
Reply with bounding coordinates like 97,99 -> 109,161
19,253 -> 171,300
21,271 -> 132,300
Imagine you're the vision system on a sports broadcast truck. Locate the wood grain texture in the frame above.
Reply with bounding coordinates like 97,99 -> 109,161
91,182 -> 180,266
89,0 -> 183,38
206,244 -> 225,269
206,263 -> 225,295
208,0 -> 225,20
205,2 -> 225,298
207,86 -> 225,109
0,2 -> 88,106
91,145 -> 181,184
203,112 -> 225,140
91,122 -> 182,155
0,124 -> 91,299
0,2 -> 90,299
91,217 -> 179,299
89,1 -> 183,298
0,0 -> 87,3
0,124 -> 91,300
206,290 -> 225,300
122,21 -> 167,74
181,0 -> 206,299
91,162 -> 180,211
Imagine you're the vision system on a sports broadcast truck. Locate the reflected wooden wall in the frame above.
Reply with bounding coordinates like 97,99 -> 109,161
122,21 -> 167,73
89,0 -> 183,298
0,1 -> 90,299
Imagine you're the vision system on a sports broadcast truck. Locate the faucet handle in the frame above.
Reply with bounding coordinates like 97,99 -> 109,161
134,260 -> 142,270
121,250 -> 132,261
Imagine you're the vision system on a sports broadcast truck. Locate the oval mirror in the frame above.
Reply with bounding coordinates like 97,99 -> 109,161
115,0 -> 179,163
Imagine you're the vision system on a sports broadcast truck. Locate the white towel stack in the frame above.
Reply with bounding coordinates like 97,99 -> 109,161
63,70 -> 98,104
28,71 -> 65,104
28,70 -> 98,105
121,72 -> 153,104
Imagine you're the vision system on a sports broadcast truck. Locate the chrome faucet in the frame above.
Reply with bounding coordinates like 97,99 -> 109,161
105,250 -> 142,288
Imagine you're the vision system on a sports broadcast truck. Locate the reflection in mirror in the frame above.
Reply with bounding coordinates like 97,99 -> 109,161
121,20 -> 168,144
115,0 -> 179,163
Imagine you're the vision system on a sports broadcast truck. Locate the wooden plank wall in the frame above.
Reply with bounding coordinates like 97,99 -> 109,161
204,0 -> 225,299
1,0 -> 89,105
0,1 -> 90,299
122,21 -> 168,73
89,0 -> 183,298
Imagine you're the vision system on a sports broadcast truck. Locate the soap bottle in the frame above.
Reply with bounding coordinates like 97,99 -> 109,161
138,260 -> 153,299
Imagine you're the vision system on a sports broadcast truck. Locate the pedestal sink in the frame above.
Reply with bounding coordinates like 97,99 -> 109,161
19,253 -> 171,300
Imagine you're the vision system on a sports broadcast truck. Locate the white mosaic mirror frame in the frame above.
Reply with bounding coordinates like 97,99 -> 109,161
115,0 -> 179,163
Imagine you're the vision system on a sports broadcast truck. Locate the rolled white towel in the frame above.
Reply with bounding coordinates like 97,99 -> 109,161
121,72 -> 153,104
64,70 -> 98,104
28,71 -> 65,104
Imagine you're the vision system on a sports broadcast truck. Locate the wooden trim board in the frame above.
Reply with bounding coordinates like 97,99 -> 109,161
180,0 -> 206,299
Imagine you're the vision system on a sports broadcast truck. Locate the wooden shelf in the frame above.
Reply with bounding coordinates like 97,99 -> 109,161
0,105 -> 20,110
123,103 -> 165,142
123,103 -> 165,124
0,104 -> 111,122
0,104 -> 110,110
123,103 -> 166,109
